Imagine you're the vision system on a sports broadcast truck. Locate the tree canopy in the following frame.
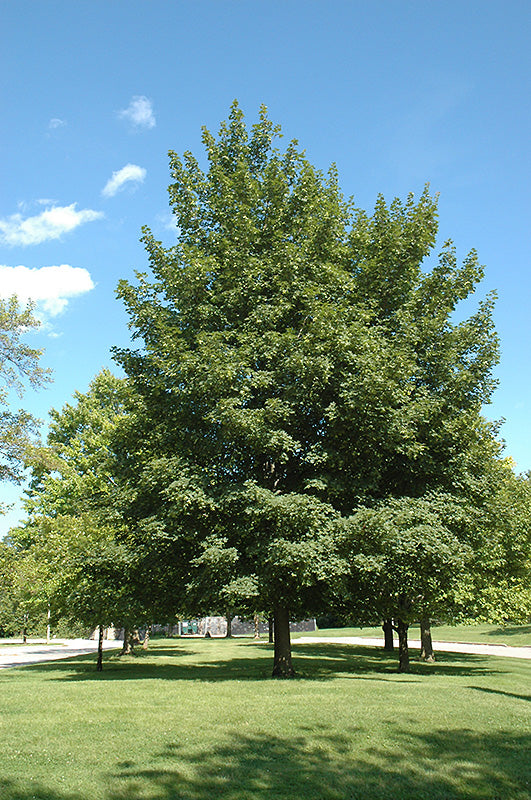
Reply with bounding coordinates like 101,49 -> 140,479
112,103 -> 502,675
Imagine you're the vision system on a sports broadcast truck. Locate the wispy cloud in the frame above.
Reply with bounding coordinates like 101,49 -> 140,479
118,95 -> 156,130
48,118 -> 66,130
102,163 -> 146,197
0,264 -> 95,317
0,204 -> 103,246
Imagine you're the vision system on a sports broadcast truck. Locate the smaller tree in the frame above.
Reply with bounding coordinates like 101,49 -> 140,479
0,537 -> 52,639
12,512 -> 142,669
19,370 -> 151,666
56,528 -> 139,670
186,536 -> 258,635
224,485 -> 347,677
347,495 -> 469,672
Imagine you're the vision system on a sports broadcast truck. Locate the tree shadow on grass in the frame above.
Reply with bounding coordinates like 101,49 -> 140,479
20,641 -> 501,684
2,726 -> 528,800
0,781 -> 80,800
484,624 -> 531,640
292,642 -> 500,679
113,727 -> 530,800
467,685 -> 531,703
17,642 -> 272,683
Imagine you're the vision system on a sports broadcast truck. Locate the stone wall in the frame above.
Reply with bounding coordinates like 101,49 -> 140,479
146,616 -> 317,637
196,616 -> 316,636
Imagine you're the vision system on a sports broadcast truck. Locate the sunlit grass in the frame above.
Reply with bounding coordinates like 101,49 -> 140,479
0,637 -> 529,799
296,621 -> 531,647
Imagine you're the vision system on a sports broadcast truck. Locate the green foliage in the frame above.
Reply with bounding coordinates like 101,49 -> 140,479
26,368 -> 130,520
0,540 -> 19,635
14,371 -> 150,633
9,513 -> 132,630
112,103 -> 504,640
223,484 -> 347,615
346,494 -> 471,624
0,296 -> 51,489
455,462 -> 531,623
0,537 -> 50,636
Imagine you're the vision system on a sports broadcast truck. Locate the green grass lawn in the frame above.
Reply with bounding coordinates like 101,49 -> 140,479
0,637 -> 529,800
296,622 -> 531,647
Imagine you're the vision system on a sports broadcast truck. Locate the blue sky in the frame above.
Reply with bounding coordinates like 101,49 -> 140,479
1,0 -> 530,534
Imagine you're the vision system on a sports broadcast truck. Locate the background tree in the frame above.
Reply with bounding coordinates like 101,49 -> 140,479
26,369 -> 129,519
0,540 -> 20,636
454,459 -> 531,624
14,513 -> 139,669
16,370 -> 152,658
0,296 -> 51,497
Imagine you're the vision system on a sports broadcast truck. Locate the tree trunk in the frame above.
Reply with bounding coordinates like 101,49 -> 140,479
382,618 -> 394,651
272,605 -> 295,678
96,624 -> 104,672
268,614 -> 274,643
253,613 -> 260,639
225,613 -> 232,638
143,625 -> 151,650
420,615 -> 435,662
121,627 -> 133,655
396,618 -> 409,673
22,613 -> 28,644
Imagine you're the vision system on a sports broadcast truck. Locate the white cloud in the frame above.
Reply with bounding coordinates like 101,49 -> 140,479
0,264 -> 95,317
118,95 -> 156,129
157,211 -> 175,230
0,204 -> 103,246
102,163 -> 146,197
48,118 -> 66,129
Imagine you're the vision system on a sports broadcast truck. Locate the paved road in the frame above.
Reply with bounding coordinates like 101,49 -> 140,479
296,636 -> 531,659
0,639 -> 122,670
